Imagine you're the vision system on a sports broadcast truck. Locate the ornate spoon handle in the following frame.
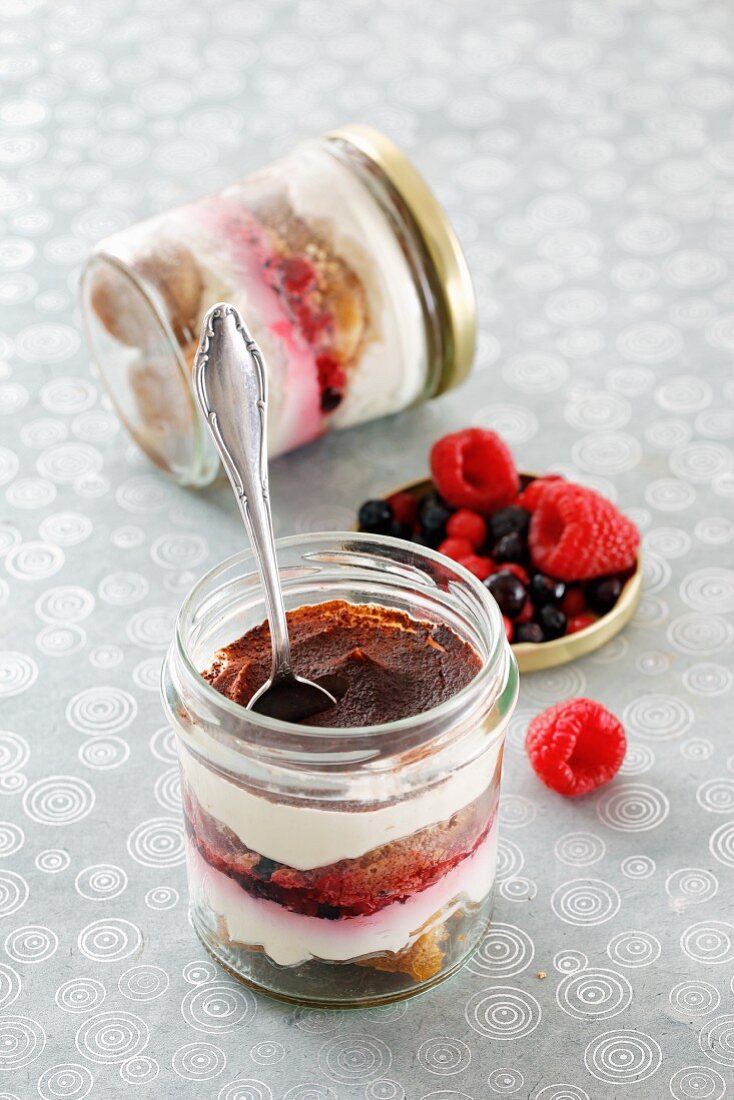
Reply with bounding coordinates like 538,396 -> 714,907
193,303 -> 293,680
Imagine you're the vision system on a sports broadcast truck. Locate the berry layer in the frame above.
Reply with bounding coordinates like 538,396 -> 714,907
183,783 -> 495,918
187,817 -> 498,966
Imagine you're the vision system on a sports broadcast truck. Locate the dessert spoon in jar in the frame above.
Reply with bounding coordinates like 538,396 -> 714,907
192,302 -> 340,723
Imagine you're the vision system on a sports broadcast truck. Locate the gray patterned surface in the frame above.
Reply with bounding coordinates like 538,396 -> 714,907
2,0 -> 734,1096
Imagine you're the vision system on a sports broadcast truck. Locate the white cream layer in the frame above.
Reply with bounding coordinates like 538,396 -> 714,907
187,820 -> 498,966
180,743 -> 499,871
283,144 -> 429,429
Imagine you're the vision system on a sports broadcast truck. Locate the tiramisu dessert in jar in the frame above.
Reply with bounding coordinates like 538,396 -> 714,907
81,125 -> 475,485
162,533 -> 518,1006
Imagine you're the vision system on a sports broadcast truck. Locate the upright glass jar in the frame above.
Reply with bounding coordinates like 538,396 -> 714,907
162,533 -> 518,1007
81,125 -> 476,486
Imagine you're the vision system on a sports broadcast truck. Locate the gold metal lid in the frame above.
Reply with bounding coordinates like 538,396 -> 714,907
326,124 -> 476,395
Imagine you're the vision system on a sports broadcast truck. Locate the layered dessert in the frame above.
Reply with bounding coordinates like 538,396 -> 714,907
181,601 -> 501,988
85,141 -> 428,463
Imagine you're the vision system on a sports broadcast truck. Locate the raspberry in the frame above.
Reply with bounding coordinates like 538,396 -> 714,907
316,354 -> 346,392
279,255 -> 317,294
502,615 -> 513,642
316,353 -> 346,413
526,698 -> 626,797
568,614 -> 597,634
297,304 -> 332,344
438,537 -> 475,561
561,586 -> 586,618
517,474 -> 564,512
515,598 -> 534,623
529,482 -> 640,582
446,508 -> 487,549
386,491 -> 418,527
457,554 -> 494,581
430,429 -> 519,514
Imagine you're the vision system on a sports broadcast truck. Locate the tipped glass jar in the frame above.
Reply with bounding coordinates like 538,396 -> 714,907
81,126 -> 476,486
162,533 -> 518,1007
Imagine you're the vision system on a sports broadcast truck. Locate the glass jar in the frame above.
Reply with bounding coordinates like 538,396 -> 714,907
162,532 -> 518,1007
81,125 -> 476,486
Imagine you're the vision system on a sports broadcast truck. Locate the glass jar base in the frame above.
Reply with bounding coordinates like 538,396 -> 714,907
190,898 -> 491,1009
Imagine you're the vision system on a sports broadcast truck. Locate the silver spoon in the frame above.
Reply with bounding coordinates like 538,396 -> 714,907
192,302 -> 340,723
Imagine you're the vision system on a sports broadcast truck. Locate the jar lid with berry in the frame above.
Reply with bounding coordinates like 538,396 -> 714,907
81,125 -> 476,487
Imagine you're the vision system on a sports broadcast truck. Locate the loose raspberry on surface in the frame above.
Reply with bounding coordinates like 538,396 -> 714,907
446,508 -> 487,549
502,616 -> 513,642
526,697 -> 626,797
529,482 -> 640,581
438,536 -> 475,562
430,428 -> 519,514
517,474 -> 564,512
567,614 -> 597,635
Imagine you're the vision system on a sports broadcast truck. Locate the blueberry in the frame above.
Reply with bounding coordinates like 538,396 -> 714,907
492,531 -> 527,564
514,622 -> 545,644
253,857 -> 278,881
316,903 -> 342,920
536,604 -> 567,640
418,493 -> 453,546
488,506 -> 530,542
485,571 -> 527,618
321,388 -> 343,412
530,573 -> 566,607
388,519 -> 413,540
585,575 -> 623,615
358,499 -> 393,535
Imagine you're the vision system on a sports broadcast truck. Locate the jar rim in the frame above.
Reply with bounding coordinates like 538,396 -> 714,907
325,125 -> 477,395
80,251 -> 215,487
172,530 -> 509,747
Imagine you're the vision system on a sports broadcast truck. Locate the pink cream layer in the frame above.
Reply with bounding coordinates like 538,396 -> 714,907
186,818 -> 499,967
196,199 -> 322,450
